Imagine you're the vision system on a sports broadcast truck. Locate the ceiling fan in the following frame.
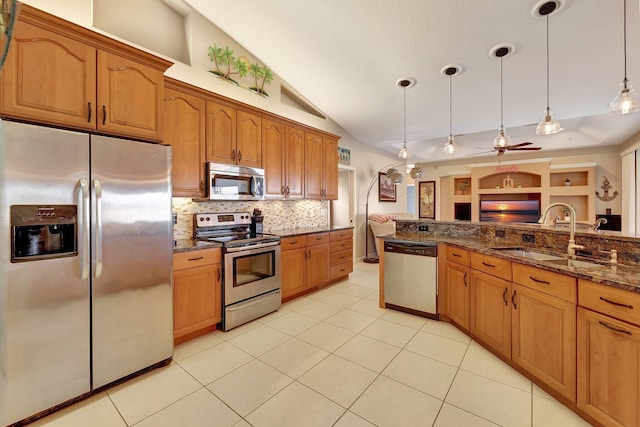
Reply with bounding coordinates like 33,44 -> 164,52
471,141 -> 542,157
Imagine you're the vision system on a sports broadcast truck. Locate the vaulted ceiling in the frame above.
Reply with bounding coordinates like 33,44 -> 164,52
185,0 -> 640,163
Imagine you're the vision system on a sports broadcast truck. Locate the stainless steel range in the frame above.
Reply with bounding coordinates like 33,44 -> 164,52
194,212 -> 281,330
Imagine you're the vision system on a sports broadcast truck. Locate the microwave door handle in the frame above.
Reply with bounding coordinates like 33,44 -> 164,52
79,178 -> 90,280
251,175 -> 257,196
93,179 -> 103,278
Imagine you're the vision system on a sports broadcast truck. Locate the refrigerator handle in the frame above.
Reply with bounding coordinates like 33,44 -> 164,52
93,179 -> 104,278
79,178 -> 90,280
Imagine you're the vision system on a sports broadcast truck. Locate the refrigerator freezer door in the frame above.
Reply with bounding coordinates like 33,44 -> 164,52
0,120 -> 91,426
90,135 -> 173,388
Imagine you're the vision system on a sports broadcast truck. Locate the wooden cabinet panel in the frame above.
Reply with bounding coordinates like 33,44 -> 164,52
330,239 -> 353,252
323,137 -> 339,200
445,260 -> 470,330
330,249 -> 352,266
330,261 -> 353,280
579,279 -> 640,327
284,126 -> 305,199
470,269 -> 512,358
305,132 -> 323,199
307,243 -> 330,288
173,248 -> 221,270
282,247 -> 307,299
307,232 -> 330,246
578,307 -> 640,427
205,100 -> 237,164
236,110 -> 261,168
97,51 -> 164,140
1,20 -> 97,129
470,252 -> 512,281
262,119 -> 286,198
513,263 -> 576,303
164,84 -> 206,197
512,284 -> 576,401
446,246 -> 470,266
330,229 -> 353,241
281,235 -> 307,250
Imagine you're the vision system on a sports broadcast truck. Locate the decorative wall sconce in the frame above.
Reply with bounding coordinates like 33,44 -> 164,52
596,176 -> 618,201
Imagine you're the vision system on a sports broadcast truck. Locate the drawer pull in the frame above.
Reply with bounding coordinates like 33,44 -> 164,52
511,289 -> 517,309
316,237 -> 323,241
188,256 -> 204,261
463,272 -> 467,287
502,287 -> 508,306
290,241 -> 298,244
340,256 -> 345,259
599,296 -> 633,309
482,261 -> 496,268
217,267 -> 221,281
599,320 -> 632,335
529,276 -> 550,285
452,253 -> 462,257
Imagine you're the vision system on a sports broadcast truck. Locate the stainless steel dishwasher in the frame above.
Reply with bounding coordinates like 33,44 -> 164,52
383,239 -> 437,318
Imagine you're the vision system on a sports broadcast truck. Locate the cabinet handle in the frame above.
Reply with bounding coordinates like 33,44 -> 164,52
281,185 -> 285,196
304,250 -> 307,261
291,241 -> 298,244
503,287 -> 508,306
482,261 -> 496,268
529,276 -> 550,285
463,272 -> 467,287
599,296 -> 634,309
511,289 -> 517,309
87,102 -> 92,123
199,180 -> 205,193
238,150 -> 242,161
217,267 -> 221,281
599,320 -> 632,335
188,256 -> 204,261
286,186 -> 290,196
232,149 -> 236,161
340,256 -> 345,259
452,253 -> 462,257
308,249 -> 311,260
102,105 -> 106,125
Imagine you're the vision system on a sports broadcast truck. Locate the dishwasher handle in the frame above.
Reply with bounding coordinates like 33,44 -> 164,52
384,241 -> 437,257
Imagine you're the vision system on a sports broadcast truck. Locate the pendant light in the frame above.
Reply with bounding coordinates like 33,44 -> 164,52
609,0 -> 640,114
491,45 -> 514,149
396,78 -> 415,159
535,1 -> 563,135
441,65 -> 462,154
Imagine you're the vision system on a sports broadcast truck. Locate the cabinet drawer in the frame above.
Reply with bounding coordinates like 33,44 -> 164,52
307,232 -> 330,246
579,279 -> 640,327
173,248 -> 221,270
330,239 -> 353,252
470,252 -> 511,281
330,229 -> 353,241
513,263 -> 577,303
330,249 -> 352,266
281,235 -> 307,250
330,261 -> 353,279
447,246 -> 470,266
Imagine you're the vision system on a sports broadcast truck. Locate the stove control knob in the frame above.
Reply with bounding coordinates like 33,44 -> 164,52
206,217 -> 210,221
199,217 -> 204,221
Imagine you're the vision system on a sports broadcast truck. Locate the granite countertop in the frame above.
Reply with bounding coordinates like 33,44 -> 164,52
267,225 -> 353,238
387,232 -> 640,293
173,239 -> 222,253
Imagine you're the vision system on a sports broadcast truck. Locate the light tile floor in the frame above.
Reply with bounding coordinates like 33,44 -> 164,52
32,262 -> 593,427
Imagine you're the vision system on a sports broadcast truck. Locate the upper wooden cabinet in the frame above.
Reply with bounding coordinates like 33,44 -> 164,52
164,80 -> 207,197
205,101 -> 262,168
305,132 -> 338,200
263,124 -> 304,199
0,5 -> 171,142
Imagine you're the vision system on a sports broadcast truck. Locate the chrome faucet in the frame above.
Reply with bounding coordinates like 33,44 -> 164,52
538,202 -> 585,258
593,218 -> 608,230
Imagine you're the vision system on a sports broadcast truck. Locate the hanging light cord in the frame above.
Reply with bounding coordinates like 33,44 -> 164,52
500,56 -> 504,128
545,14 -> 550,110
449,74 -> 453,136
403,86 -> 407,147
623,0 -> 628,84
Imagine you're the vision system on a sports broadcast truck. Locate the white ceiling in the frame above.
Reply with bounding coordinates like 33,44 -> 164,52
184,0 -> 640,163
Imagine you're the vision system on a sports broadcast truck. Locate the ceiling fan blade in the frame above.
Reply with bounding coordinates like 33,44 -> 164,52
507,142 -> 533,148
510,147 -> 542,151
466,150 -> 495,156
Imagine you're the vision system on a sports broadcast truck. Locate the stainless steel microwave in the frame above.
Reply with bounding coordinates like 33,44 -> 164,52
209,163 -> 265,200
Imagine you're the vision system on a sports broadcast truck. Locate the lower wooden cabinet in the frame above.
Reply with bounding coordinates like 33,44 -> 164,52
445,260 -> 470,330
173,248 -> 221,344
577,307 -> 640,427
470,269 -> 512,358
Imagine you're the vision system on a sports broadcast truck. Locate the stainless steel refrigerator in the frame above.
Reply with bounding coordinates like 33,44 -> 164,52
0,120 -> 174,426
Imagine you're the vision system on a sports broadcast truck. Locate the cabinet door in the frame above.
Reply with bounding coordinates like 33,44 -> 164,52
97,51 -> 164,141
1,20 -> 96,129
470,270 -> 512,358
284,126 -> 305,199
578,307 -> 640,427
446,261 -> 470,330
206,101 -> 237,164
236,110 -> 262,168
173,264 -> 218,339
307,243 -> 330,288
282,247 -> 307,299
262,119 -> 285,198
512,284 -> 576,402
323,137 -> 339,200
164,87 -> 206,197
305,132 -> 323,199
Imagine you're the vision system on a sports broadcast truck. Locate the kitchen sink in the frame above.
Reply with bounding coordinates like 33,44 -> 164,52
491,247 -> 565,261
544,258 -> 609,269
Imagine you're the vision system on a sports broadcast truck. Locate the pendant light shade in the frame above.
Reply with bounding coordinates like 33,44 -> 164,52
609,0 -> 640,114
536,2 -> 563,135
396,78 -> 415,159
491,45 -> 513,149
441,65 -> 461,154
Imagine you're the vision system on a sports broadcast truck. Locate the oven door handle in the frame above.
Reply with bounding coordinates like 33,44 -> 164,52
225,241 -> 280,253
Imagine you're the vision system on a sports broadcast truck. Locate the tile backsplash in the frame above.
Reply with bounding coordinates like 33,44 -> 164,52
172,198 -> 329,240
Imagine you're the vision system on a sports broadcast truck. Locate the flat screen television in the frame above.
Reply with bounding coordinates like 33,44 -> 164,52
479,200 -> 540,223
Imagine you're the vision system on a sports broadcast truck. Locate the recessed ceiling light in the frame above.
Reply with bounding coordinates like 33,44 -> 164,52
531,0 -> 564,19
440,64 -> 462,78
489,43 -> 515,59
396,77 -> 416,89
